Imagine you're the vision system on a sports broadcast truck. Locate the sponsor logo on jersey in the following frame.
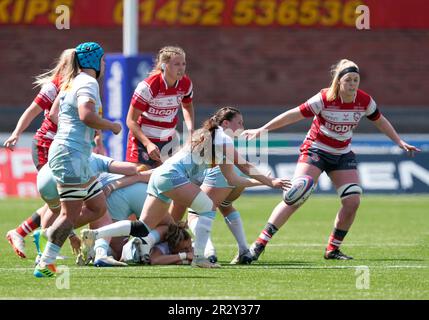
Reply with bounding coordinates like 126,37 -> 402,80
147,106 -> 178,116
325,121 -> 357,133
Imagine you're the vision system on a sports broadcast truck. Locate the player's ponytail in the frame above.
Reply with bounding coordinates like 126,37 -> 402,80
34,48 -> 75,88
59,49 -> 80,91
191,115 -> 218,149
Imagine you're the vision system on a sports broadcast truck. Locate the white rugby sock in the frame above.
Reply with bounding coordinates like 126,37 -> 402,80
225,211 -> 248,254
96,220 -> 131,239
193,214 -> 215,258
94,238 -> 109,259
142,229 -> 160,247
39,242 -> 61,265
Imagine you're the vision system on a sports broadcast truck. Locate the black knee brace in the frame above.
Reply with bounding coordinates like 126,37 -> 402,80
130,221 -> 150,237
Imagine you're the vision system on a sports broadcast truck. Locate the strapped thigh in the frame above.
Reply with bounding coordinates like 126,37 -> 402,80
83,180 -> 103,201
337,183 -> 363,199
58,179 -> 102,202
58,185 -> 88,201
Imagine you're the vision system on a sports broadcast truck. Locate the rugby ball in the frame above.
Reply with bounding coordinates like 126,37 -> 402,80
283,175 -> 315,206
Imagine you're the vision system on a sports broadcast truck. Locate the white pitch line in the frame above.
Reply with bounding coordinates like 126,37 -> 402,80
0,265 -> 427,272
246,265 -> 428,269
1,296 -> 254,300
215,243 -> 425,248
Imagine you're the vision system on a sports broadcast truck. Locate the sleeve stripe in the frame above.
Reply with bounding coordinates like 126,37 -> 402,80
299,103 -> 315,118
367,108 -> 381,121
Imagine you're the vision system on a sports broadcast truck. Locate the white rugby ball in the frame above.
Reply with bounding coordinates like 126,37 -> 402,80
283,175 -> 315,206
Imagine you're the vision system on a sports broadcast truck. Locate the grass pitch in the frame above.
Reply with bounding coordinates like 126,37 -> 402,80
0,195 -> 427,300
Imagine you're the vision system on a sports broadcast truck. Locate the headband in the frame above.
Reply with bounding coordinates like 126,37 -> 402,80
338,66 -> 359,79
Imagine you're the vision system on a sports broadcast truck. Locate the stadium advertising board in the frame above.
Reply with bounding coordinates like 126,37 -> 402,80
102,54 -> 155,161
1,0 -> 428,28
1,145 -> 428,198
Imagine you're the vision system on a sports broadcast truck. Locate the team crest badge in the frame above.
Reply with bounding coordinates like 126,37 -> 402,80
353,112 -> 361,121
310,153 -> 320,162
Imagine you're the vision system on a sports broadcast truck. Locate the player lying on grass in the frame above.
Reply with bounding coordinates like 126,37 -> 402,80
121,221 -> 193,266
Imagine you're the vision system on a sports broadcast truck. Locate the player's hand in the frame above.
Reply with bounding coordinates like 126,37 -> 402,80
111,122 -> 122,135
69,234 -> 82,255
271,178 -> 292,190
186,251 -> 194,261
93,144 -> 107,155
241,128 -> 263,140
146,143 -> 161,162
3,134 -> 19,150
399,140 -> 421,157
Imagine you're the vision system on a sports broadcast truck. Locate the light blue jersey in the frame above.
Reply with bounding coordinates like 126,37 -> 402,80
54,72 -> 102,155
48,72 -> 102,185
147,128 -> 233,203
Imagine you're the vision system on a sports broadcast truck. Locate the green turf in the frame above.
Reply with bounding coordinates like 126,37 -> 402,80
0,195 -> 428,299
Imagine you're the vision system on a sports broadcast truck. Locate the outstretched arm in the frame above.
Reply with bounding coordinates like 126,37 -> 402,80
221,145 -> 291,190
372,115 -> 421,156
103,170 -> 153,197
3,102 -> 43,150
242,106 -> 305,140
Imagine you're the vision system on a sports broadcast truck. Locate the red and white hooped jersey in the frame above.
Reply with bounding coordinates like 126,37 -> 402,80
299,88 -> 381,155
33,76 -> 61,144
128,72 -> 193,143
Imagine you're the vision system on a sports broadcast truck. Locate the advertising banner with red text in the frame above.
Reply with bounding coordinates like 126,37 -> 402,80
1,0 -> 428,28
0,148 -> 38,198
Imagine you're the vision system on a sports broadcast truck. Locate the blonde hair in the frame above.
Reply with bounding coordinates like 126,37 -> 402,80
59,49 -> 81,91
149,46 -> 186,76
326,59 -> 359,101
165,221 -> 191,252
33,48 -> 76,89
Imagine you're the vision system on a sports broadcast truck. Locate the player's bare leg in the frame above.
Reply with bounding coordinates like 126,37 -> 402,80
250,163 -> 322,261
324,169 -> 361,260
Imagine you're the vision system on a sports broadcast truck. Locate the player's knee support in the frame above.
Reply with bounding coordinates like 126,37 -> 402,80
337,183 -> 363,199
130,220 -> 150,237
190,192 -> 213,214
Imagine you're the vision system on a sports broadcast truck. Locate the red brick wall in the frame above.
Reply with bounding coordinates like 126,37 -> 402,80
1,26 -> 428,108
